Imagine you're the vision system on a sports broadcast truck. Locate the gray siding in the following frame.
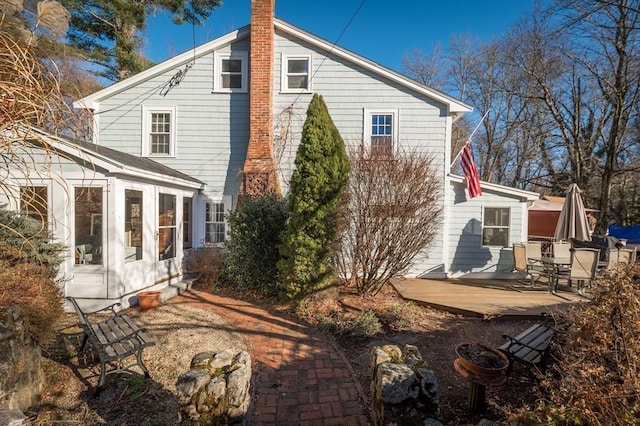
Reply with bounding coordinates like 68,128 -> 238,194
95,38 -> 251,201
446,180 -> 528,276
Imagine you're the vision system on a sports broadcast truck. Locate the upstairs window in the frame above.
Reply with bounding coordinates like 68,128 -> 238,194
142,106 -> 176,157
214,51 -> 248,92
482,207 -> 510,247
281,54 -> 311,92
364,109 -> 398,156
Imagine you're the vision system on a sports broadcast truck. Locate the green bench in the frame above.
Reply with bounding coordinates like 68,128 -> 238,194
499,322 -> 554,374
67,297 -> 155,389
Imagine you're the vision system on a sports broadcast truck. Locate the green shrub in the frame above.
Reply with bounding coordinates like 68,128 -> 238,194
278,94 -> 350,299
218,195 -> 288,296
0,208 -> 65,270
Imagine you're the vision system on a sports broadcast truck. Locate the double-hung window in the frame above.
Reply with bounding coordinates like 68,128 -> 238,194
281,54 -> 311,92
205,202 -> 226,244
142,106 -> 176,157
205,196 -> 231,244
364,109 -> 398,156
482,207 -> 510,247
214,51 -> 248,92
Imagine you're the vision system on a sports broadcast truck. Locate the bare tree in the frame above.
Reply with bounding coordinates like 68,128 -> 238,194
332,147 -> 443,296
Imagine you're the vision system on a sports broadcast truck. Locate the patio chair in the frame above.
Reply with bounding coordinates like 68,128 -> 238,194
513,244 -> 548,286
557,248 -> 599,295
552,241 -> 572,259
525,241 -> 544,264
606,248 -> 636,271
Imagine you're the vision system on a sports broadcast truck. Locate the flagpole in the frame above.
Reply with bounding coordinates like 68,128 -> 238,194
450,109 -> 490,167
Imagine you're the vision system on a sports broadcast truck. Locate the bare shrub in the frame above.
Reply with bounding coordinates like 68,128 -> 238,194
521,263 -> 640,423
0,260 -> 65,347
332,147 -> 443,295
182,246 -> 224,288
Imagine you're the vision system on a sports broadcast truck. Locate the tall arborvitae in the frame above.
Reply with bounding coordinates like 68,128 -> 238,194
277,94 -> 350,299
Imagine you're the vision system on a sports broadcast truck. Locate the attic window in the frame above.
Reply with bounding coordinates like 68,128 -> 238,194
281,54 -> 312,93
214,51 -> 248,93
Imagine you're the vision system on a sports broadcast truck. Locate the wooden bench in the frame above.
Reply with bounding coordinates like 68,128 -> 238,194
67,297 -> 155,389
499,322 -> 554,375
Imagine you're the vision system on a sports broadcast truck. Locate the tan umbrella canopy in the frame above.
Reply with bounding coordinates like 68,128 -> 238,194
554,183 -> 592,242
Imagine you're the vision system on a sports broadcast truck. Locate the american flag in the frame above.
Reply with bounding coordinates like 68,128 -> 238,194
461,141 -> 482,198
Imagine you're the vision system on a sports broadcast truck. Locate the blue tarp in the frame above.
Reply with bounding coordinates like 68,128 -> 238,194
608,225 -> 640,244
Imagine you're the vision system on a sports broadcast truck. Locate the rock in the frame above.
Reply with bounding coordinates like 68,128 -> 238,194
370,344 -> 439,426
376,363 -> 417,404
209,348 -> 236,371
0,410 -> 27,426
175,370 -> 211,403
176,350 -> 251,424
190,351 -> 216,369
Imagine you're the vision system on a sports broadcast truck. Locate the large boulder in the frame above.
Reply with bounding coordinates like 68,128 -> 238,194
176,350 -> 251,425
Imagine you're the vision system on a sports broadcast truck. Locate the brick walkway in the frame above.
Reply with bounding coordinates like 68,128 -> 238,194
171,289 -> 369,425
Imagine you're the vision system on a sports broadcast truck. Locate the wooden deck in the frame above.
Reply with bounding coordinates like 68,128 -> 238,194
392,278 -> 585,319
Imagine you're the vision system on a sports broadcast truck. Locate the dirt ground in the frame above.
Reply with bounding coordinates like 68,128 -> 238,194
330,287 -> 543,425
30,286 -> 546,425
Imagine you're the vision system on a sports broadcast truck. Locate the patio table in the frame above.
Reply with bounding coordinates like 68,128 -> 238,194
541,256 -> 571,293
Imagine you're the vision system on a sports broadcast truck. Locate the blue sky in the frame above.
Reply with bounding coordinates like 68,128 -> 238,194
143,0 -> 538,74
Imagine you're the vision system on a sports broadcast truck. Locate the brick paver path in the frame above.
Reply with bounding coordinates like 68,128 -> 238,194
171,289 -> 369,425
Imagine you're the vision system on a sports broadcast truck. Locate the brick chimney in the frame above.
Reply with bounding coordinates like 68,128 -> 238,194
242,0 -> 280,197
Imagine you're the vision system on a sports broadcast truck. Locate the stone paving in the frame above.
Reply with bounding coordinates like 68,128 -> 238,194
171,289 -> 370,425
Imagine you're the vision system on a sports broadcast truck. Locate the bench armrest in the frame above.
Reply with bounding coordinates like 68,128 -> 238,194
83,302 -> 122,316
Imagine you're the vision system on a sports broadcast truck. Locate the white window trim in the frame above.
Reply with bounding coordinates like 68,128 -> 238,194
280,53 -> 312,93
213,51 -> 248,93
141,106 -> 177,157
481,206 -> 511,248
363,108 -> 399,153
204,195 -> 232,245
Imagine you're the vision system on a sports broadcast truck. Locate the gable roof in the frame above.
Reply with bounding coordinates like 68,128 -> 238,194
18,126 -> 204,190
449,174 -> 539,201
74,19 -> 472,114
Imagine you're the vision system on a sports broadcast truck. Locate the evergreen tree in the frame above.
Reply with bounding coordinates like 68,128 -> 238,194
61,0 -> 222,81
278,94 -> 350,299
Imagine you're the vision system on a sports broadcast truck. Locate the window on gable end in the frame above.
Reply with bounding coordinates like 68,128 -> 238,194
364,109 -> 398,157
281,54 -> 312,93
214,51 -> 248,92
142,106 -> 176,157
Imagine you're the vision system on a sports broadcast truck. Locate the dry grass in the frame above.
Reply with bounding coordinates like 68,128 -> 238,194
33,302 -> 246,425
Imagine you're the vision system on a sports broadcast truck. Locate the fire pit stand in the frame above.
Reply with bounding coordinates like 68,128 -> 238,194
453,342 -> 508,414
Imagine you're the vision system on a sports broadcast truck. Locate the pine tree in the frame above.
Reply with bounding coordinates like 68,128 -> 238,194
278,94 -> 350,299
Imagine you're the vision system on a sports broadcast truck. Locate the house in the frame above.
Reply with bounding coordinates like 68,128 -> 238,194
4,0 -> 538,309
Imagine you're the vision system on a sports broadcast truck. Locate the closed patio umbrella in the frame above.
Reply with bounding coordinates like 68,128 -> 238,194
554,183 -> 592,242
